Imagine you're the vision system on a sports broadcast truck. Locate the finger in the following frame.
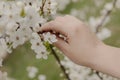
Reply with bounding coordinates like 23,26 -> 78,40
40,21 -> 68,37
53,36 -> 69,53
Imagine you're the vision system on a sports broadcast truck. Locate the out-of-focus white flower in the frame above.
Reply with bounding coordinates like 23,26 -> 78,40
38,75 -> 46,80
116,0 -> 120,8
36,52 -> 48,60
104,3 -> 113,11
97,28 -> 111,40
89,17 -> 100,32
27,66 -> 38,79
89,16 -> 110,32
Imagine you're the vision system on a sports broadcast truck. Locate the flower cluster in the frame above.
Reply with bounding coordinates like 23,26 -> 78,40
27,66 -> 38,79
0,0 -> 57,64
0,0 -> 57,79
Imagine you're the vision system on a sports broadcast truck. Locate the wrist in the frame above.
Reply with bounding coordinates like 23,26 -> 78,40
89,43 -> 120,78
82,41 -> 105,68
89,42 -> 107,68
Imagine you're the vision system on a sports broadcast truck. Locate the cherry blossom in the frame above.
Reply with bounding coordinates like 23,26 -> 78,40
27,66 -> 38,79
0,0 -> 57,79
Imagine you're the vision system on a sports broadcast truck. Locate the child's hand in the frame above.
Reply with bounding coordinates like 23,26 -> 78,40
40,15 -> 103,66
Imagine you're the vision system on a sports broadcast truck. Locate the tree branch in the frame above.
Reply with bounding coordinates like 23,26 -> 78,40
40,0 -> 47,16
96,0 -> 117,33
50,45 -> 71,80
38,32 -> 71,80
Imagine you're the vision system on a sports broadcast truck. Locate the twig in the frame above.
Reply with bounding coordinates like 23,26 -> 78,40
38,31 -> 70,79
49,45 -> 71,80
40,0 -> 47,15
96,0 -> 117,33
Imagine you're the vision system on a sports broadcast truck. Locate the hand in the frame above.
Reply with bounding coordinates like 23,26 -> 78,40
40,15 -> 120,78
40,15 -> 103,66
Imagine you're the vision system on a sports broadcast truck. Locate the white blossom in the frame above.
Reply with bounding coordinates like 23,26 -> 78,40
43,32 -> 57,44
9,30 -> 26,49
104,2 -> 113,11
27,66 -> 38,79
116,0 -> 120,9
38,75 -> 46,80
97,28 -> 111,40
30,32 -> 48,59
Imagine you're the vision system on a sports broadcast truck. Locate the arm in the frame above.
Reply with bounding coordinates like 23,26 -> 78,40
92,44 -> 120,78
40,15 -> 120,78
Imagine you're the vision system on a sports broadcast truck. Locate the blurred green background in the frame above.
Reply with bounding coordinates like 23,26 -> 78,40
2,0 -> 120,80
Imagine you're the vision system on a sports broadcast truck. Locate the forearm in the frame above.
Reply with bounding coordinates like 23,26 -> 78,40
90,43 -> 120,78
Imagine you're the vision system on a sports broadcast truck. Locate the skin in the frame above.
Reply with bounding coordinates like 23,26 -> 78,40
40,15 -> 120,78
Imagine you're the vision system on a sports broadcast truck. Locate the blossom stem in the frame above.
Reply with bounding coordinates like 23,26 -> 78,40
40,0 -> 47,15
50,45 -> 71,80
